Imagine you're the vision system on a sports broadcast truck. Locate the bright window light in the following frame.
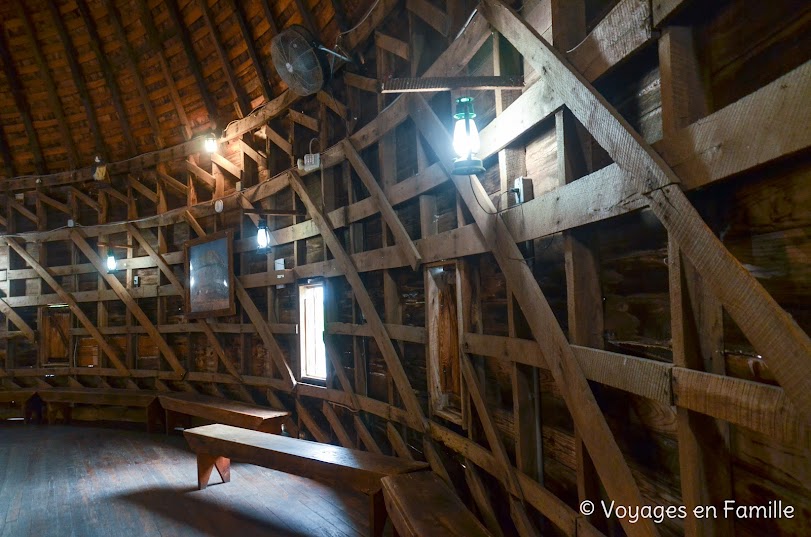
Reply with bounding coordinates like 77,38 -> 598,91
299,282 -> 326,380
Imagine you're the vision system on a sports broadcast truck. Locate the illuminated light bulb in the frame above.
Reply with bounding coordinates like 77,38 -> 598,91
451,97 -> 485,175
204,134 -> 218,154
257,220 -> 271,250
106,254 -> 116,272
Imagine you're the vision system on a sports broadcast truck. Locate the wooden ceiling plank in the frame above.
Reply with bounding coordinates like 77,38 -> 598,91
408,92 -> 659,537
196,0 -> 250,116
101,0 -> 164,148
481,0 -> 811,425
164,0 -> 220,126
134,0 -> 193,139
75,0 -> 138,156
4,238 -> 129,373
226,0 -> 275,103
0,25 -> 46,174
70,229 -> 186,377
45,1 -> 108,161
13,0 -> 79,168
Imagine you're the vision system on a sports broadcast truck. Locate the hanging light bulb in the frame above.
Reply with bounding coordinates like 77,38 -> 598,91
204,133 -> 218,154
106,254 -> 117,272
257,219 -> 271,250
451,97 -> 485,175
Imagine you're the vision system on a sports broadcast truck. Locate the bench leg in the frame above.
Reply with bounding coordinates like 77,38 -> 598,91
369,490 -> 387,537
197,453 -> 231,490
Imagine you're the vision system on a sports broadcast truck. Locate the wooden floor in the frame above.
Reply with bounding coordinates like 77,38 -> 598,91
0,423 -> 371,537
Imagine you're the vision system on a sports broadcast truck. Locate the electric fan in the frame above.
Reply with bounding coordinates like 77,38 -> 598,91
270,25 -> 351,96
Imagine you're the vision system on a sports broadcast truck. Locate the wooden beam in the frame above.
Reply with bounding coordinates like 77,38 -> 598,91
464,463 -> 506,537
155,170 -> 189,197
386,423 -> 414,459
134,0 -> 192,139
406,0 -> 449,37
322,401 -> 354,448
226,0 -> 275,102
343,140 -> 421,269
101,0 -> 164,147
344,73 -> 379,93
127,176 -> 158,204
669,239 -> 734,536
409,92 -> 658,537
211,152 -> 243,181
0,120 -> 15,178
345,0 -> 400,50
69,187 -> 101,212
375,32 -> 410,60
13,0 -> 79,166
70,230 -> 185,377
184,160 -> 217,191
289,170 -> 428,432
196,0 -> 250,115
296,400 -> 330,443
164,0 -> 219,124
7,198 -> 38,225
288,110 -> 319,132
75,0 -> 138,155
0,24 -> 45,173
37,192 -> 71,215
354,415 -> 384,454
0,297 -> 35,342
481,0 -> 811,425
460,354 -> 538,537
239,140 -> 265,168
3,238 -> 129,373
264,126 -> 293,155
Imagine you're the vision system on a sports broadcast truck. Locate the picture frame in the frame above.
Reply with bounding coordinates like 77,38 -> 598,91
184,230 -> 235,318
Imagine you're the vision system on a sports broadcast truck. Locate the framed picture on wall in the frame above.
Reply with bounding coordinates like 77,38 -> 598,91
184,230 -> 235,318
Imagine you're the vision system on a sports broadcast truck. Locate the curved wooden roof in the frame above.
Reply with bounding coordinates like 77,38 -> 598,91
0,0 -> 367,179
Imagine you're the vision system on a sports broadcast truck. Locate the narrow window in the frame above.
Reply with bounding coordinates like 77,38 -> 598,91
299,282 -> 326,380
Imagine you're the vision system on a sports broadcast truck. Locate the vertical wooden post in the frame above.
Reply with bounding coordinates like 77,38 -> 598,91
660,22 -> 731,537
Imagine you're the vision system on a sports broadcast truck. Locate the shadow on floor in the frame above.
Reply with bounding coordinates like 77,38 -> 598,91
117,486 -> 328,537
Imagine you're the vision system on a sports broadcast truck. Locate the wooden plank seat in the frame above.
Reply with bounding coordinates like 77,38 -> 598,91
158,392 -> 289,434
381,472 -> 493,537
37,388 -> 161,432
184,423 -> 429,537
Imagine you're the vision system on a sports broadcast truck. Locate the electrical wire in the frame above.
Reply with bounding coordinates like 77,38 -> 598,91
335,0 -> 382,44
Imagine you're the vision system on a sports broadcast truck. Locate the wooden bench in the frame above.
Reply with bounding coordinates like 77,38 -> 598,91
381,472 -> 493,537
184,423 -> 429,537
38,388 -> 161,432
158,392 -> 289,434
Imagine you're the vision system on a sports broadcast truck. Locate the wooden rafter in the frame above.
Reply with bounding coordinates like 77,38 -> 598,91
329,0 -> 350,32
13,0 -> 79,167
481,0 -> 811,425
343,140 -> 421,269
292,0 -> 319,36
0,24 -> 45,174
0,121 -> 14,177
259,0 -> 280,36
100,0 -> 164,148
75,0 -> 138,156
226,0 -> 275,103
134,0 -> 193,139
197,0 -> 250,116
3,238 -> 129,373
70,230 -> 185,377
288,170 -> 428,432
44,1 -> 107,161
0,296 -> 35,342
408,92 -> 658,537
164,0 -> 219,125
